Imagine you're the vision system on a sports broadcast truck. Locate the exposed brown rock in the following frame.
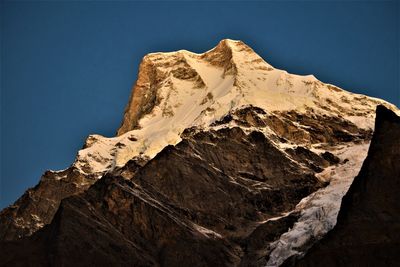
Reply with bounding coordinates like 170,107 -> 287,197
211,105 -> 372,146
200,39 -> 237,77
117,56 -> 166,134
275,111 -> 373,144
240,212 -> 300,267
129,127 -> 323,235
0,167 -> 94,241
0,126 -> 325,266
285,146 -> 330,173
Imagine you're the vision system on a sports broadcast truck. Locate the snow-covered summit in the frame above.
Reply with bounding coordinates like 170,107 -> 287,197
73,39 -> 397,175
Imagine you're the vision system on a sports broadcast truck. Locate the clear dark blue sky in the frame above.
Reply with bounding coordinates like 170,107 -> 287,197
1,1 -> 399,209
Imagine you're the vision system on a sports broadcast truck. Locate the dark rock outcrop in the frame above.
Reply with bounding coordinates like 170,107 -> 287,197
287,105 -> 400,267
0,127 -> 325,267
211,105 -> 372,146
0,167 -> 95,240
0,176 -> 236,267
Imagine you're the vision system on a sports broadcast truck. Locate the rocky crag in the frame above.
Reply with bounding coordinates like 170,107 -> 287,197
284,105 -> 400,267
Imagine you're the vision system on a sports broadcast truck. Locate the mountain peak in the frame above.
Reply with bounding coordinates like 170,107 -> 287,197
1,40 -> 398,252
117,39 -> 396,136
116,39 -> 274,136
76,40 -> 398,177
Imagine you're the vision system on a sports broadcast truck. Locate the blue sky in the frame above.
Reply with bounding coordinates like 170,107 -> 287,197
1,1 -> 399,209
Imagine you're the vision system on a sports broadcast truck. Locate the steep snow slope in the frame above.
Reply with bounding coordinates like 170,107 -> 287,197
75,39 -> 397,176
291,106 -> 400,267
266,143 -> 370,266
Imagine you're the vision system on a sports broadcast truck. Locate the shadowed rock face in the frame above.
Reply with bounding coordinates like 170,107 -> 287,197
0,126 -> 325,267
0,167 -> 96,240
213,106 -> 373,146
285,106 -> 400,267
0,105 -> 368,242
129,127 -> 323,234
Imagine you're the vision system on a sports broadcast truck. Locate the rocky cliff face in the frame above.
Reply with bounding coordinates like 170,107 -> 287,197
283,105 -> 400,267
0,39 -> 399,266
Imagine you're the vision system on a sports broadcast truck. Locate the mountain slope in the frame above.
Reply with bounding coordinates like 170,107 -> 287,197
284,105 -> 400,266
0,125 -> 323,266
0,39 -> 398,266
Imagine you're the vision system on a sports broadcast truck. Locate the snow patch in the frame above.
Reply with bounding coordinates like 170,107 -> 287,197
192,223 -> 222,239
266,143 -> 370,266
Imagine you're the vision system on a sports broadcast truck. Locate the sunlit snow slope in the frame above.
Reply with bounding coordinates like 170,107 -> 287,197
76,39 -> 398,175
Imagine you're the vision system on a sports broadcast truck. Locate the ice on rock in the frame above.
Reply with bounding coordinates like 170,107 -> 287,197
266,144 -> 370,266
